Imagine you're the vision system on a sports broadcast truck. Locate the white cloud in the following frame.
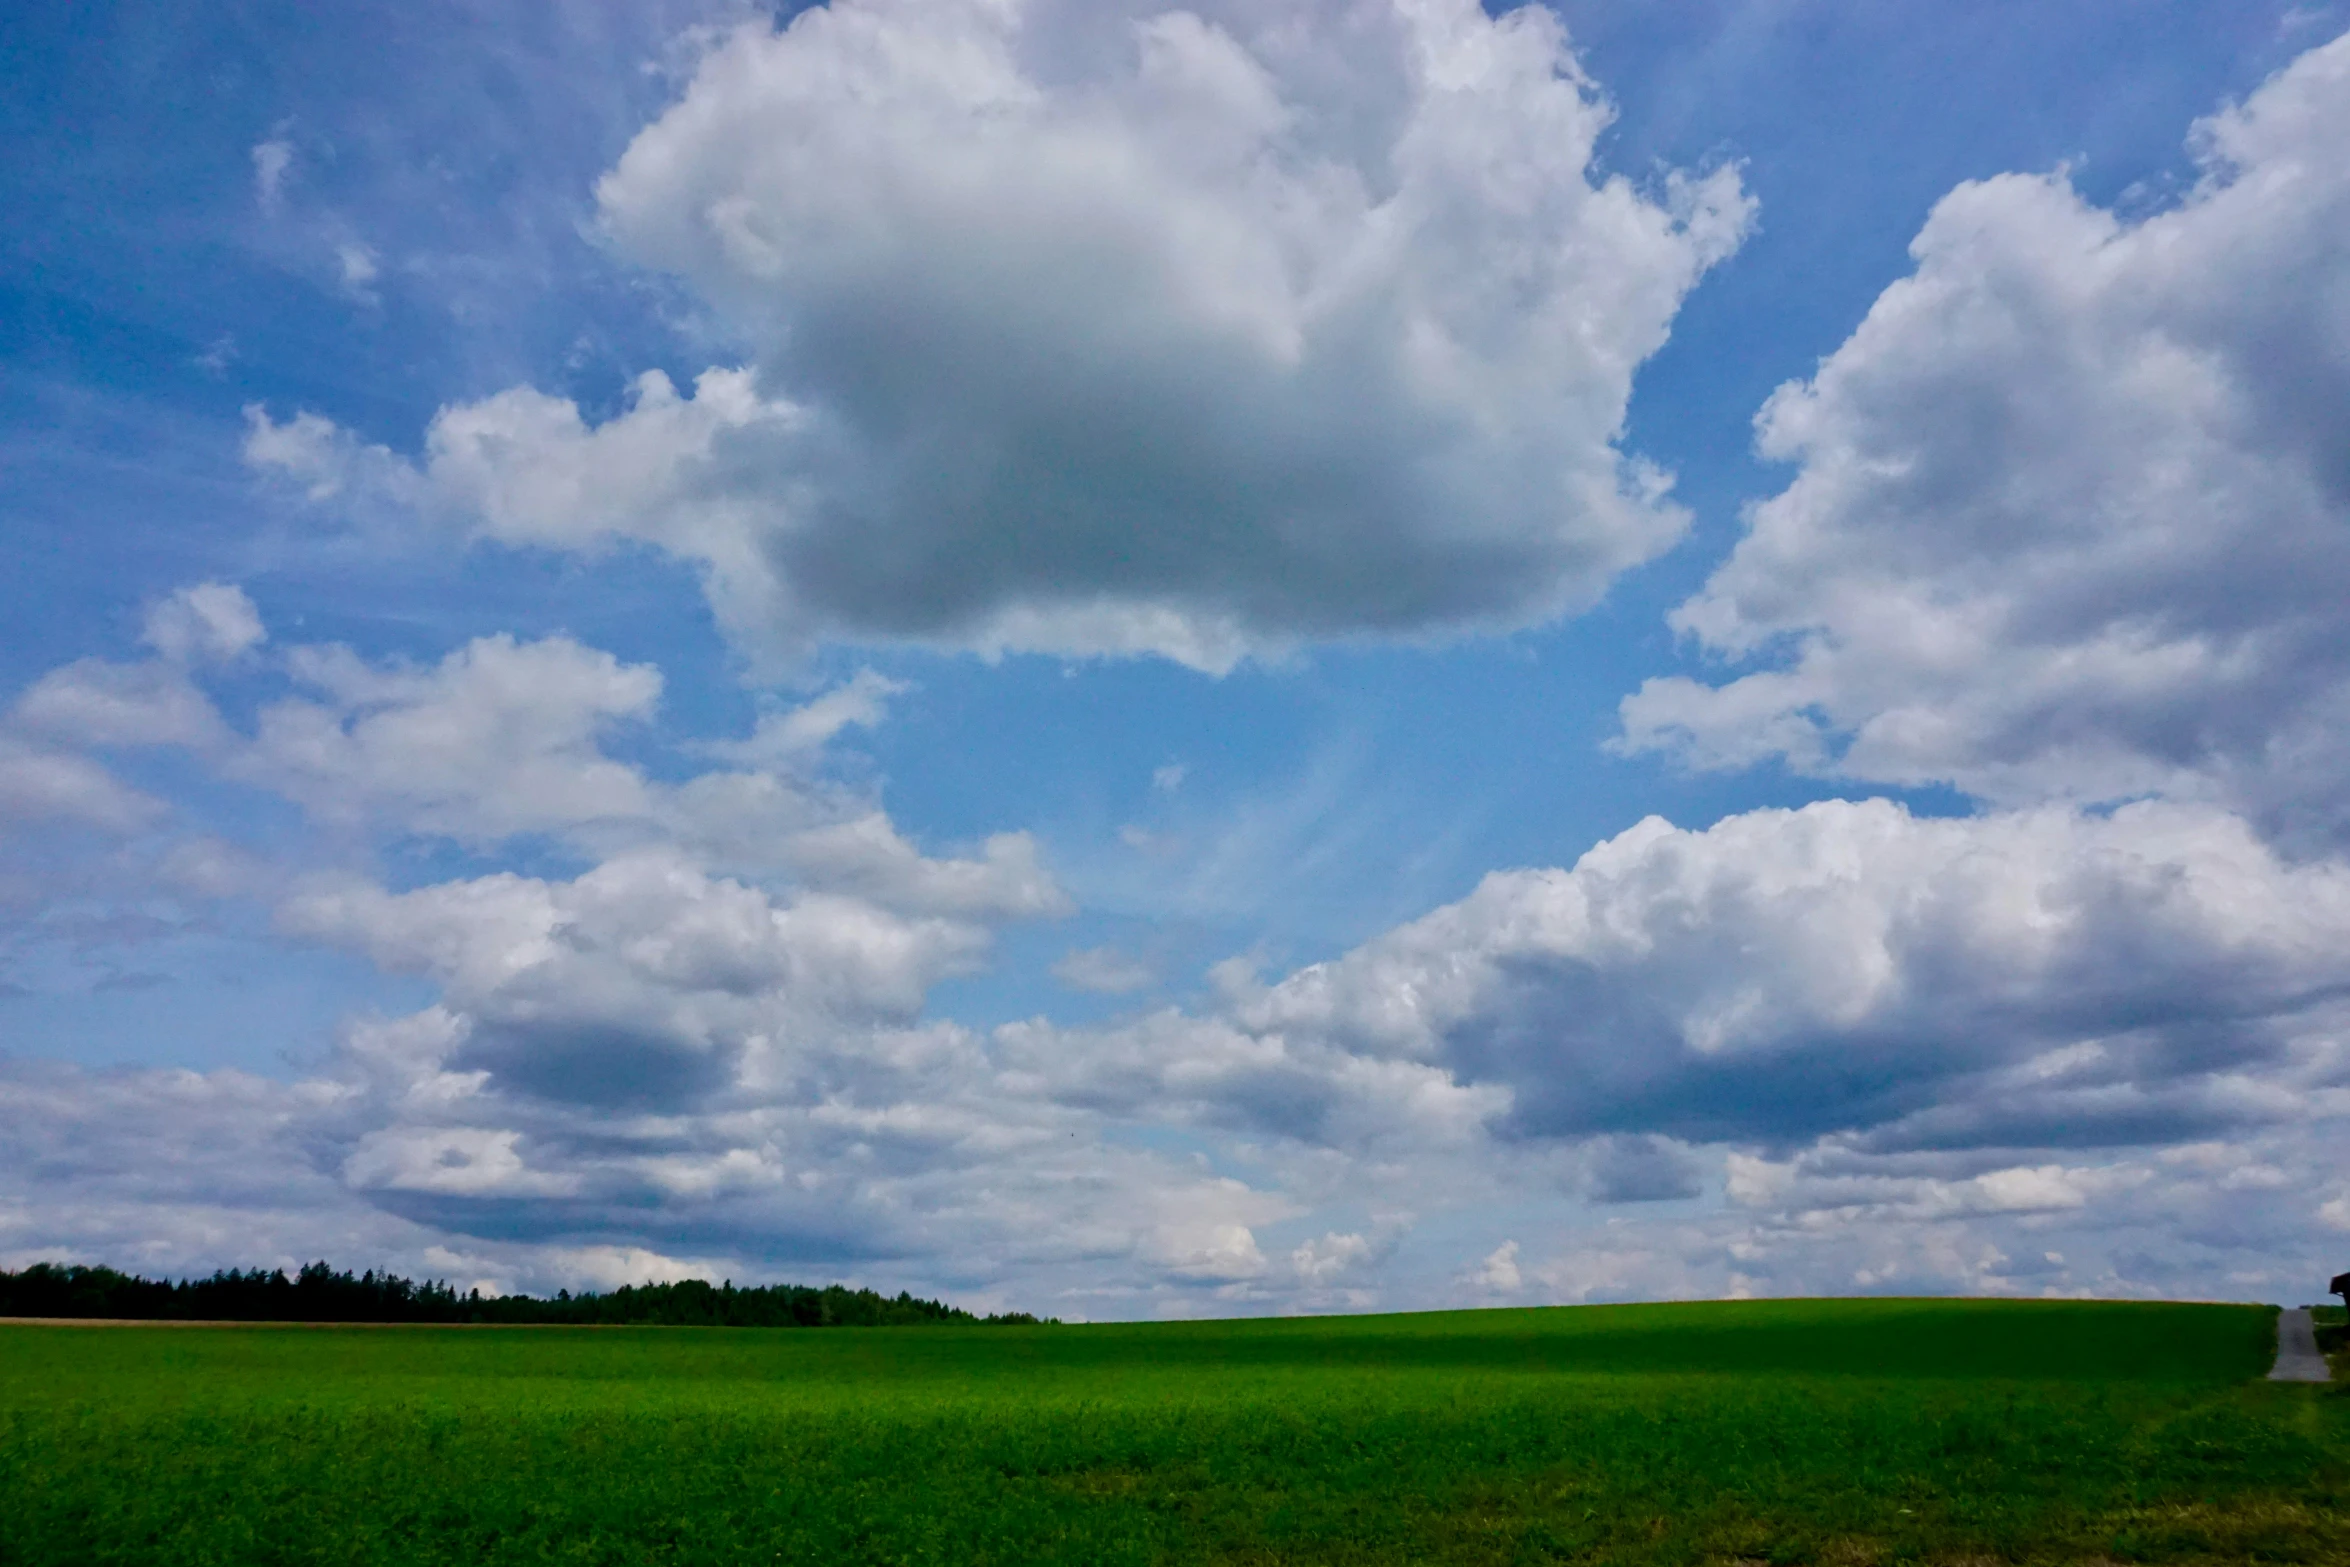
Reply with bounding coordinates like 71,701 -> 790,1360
1053,944 -> 1157,995
0,1049 -> 1335,1310
7,597 -> 1057,927
673,791 -> 1069,919
245,634 -> 661,842
1618,32 -> 2350,847
342,1126 -> 584,1199
1725,1152 -> 2122,1223
423,368 -> 787,555
280,849 -> 1006,1106
530,1245 -> 722,1291
1290,1228 -> 1376,1285
251,138 -> 293,209
696,669 -> 906,768
996,1002 -> 1510,1152
5,597 -> 1065,929
0,595 -> 1325,1309
1021,798 -> 2350,1161
242,406 -> 431,510
0,740 -> 160,834
13,658 -> 231,754
155,837 -> 272,901
265,0 -> 1749,670
242,770 -> 2324,1308
1526,1240 -> 1697,1305
9,784 -> 2349,1310
337,242 -> 381,302
143,583 -> 265,665
26,31 -> 2350,1312
1139,1194 -> 1277,1284
1471,1238 -> 1521,1292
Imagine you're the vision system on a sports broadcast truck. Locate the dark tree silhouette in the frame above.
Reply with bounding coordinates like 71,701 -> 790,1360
0,1261 -> 1050,1326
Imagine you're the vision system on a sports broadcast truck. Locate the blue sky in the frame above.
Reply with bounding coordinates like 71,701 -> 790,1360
4,0 -> 2349,1314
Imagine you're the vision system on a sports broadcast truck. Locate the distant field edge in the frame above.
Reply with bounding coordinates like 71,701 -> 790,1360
0,1295 -> 2282,1386
0,1317 -> 628,1329
0,1294 -> 2276,1330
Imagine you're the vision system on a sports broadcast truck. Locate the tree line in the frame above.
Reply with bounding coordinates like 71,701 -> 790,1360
0,1261 -> 1050,1326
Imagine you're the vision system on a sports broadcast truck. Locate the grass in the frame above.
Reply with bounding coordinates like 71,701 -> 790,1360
1,1298 -> 2342,1566
2319,1306 -> 2348,1362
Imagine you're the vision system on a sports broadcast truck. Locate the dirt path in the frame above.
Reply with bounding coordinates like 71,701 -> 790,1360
2269,1307 -> 2333,1382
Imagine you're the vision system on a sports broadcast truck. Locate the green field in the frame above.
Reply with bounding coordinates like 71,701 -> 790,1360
2,1298 -> 2342,1565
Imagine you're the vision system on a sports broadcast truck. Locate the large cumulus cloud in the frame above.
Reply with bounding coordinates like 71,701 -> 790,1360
253,0 -> 1749,670
0,586 -> 1311,1311
21,26 -> 2350,1316
0,1045 -> 1307,1309
1020,800 -> 2350,1153
1618,33 -> 2350,847
992,792 -> 2350,1305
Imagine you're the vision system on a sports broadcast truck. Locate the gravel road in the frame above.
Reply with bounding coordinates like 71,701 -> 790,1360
2269,1307 -> 2333,1382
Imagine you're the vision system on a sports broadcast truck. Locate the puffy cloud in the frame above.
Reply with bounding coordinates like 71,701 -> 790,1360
251,137 -> 293,210
0,602 -> 231,837
280,850 -> 1004,1110
143,583 -> 265,666
0,1032 -> 1330,1310
1,592 -> 1063,939
1025,799 -> 2350,1160
336,242 -> 380,301
0,594 -> 1206,1303
1135,1184 -> 1283,1285
1618,32 -> 2350,846
667,784 -> 1069,919
242,406 -> 431,511
1707,1115 -> 2350,1302
26,436 -> 2350,1309
0,666 -> 1270,1304
267,0 -> 1749,669
30,30 -> 2350,1312
695,669 -> 906,769
0,740 -> 160,834
1470,1238 -> 1521,1293
0,1060 -> 370,1265
997,1002 -> 1510,1152
43,607 -> 1063,921
341,1126 -> 585,1200
244,634 -> 662,842
414,369 -> 803,651
0,588 -> 262,866
12,659 -> 230,754
1290,1228 -> 1378,1285
11,793 -> 2349,1308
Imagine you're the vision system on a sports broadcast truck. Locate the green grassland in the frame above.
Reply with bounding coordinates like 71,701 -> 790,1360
1,1298 -> 2343,1566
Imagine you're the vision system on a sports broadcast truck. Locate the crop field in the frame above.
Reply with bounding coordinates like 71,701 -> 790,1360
1,1298 -> 2343,1566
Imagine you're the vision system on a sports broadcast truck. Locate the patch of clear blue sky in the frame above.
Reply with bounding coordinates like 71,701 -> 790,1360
2,0 -> 2338,1064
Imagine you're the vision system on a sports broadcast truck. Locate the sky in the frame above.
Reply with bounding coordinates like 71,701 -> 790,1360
3,0 -> 2348,1316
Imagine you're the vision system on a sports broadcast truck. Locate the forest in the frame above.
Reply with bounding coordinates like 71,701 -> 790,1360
0,1261 -> 1047,1326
